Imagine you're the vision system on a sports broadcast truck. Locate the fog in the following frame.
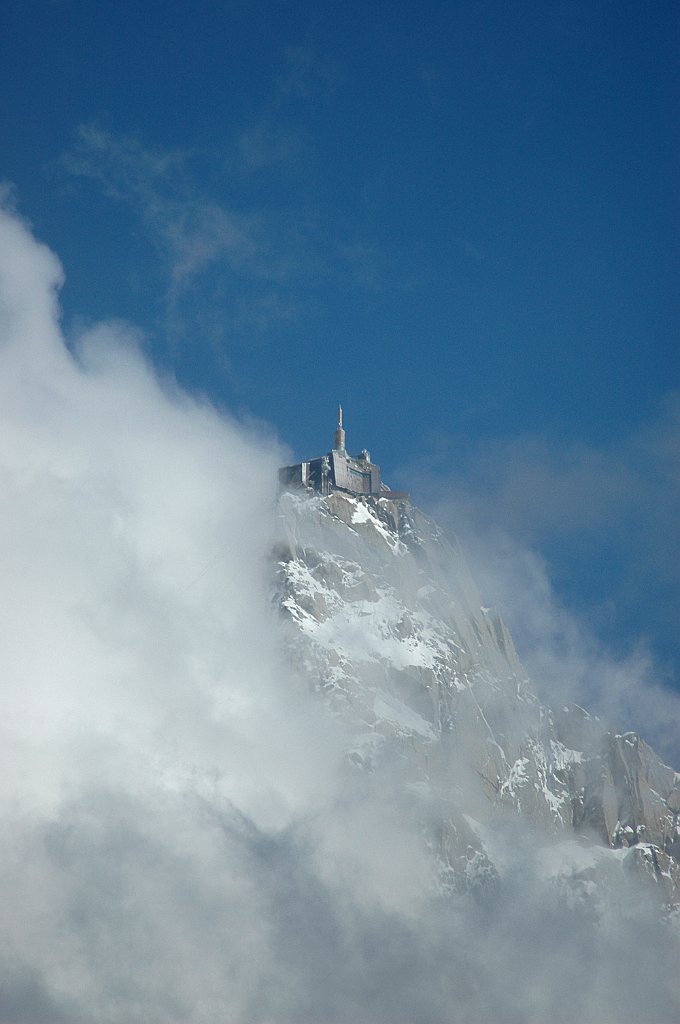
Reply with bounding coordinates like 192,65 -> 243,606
416,488 -> 680,769
401,411 -> 680,769
1,202 -> 679,1022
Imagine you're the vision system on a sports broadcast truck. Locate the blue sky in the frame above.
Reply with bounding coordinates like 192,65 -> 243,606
1,1 -> 678,695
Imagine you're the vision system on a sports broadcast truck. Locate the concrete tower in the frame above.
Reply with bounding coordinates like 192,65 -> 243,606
334,404 -> 346,452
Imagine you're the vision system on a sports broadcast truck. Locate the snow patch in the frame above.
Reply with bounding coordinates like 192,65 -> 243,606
373,693 -> 435,740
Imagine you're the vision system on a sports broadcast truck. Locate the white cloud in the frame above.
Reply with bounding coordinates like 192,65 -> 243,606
1,201 -> 679,1022
0,200 -> 340,1017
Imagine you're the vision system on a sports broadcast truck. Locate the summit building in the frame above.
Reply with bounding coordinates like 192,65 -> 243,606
278,407 -> 409,501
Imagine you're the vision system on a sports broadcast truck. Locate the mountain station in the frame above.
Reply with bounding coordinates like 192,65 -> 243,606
278,407 -> 409,501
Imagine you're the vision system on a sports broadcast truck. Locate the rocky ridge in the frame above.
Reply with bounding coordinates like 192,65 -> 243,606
274,489 -> 680,906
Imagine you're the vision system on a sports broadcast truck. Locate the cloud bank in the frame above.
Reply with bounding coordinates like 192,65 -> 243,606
406,414 -> 680,765
1,202 -> 679,1022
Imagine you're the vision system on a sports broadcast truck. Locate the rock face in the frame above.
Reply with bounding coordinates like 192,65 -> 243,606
274,490 -> 680,904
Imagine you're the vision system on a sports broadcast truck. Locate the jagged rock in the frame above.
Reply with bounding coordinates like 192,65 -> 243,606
273,490 -> 680,905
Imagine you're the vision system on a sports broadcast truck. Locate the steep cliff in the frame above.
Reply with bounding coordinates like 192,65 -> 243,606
274,489 -> 680,905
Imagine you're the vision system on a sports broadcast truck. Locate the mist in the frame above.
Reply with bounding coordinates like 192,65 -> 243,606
1,202 -> 679,1022
405,428 -> 680,769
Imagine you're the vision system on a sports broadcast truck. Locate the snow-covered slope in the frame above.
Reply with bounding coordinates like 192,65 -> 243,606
274,489 -> 680,904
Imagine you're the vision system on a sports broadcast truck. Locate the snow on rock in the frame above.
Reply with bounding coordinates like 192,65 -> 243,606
373,692 -> 436,740
273,489 -> 680,903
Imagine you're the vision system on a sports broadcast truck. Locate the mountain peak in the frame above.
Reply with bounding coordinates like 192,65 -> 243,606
274,484 -> 680,907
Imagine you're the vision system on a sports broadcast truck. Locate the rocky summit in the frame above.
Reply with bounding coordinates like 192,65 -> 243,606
274,488 -> 680,909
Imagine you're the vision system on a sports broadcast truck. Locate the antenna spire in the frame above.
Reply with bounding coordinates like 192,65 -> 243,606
334,404 -> 346,451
